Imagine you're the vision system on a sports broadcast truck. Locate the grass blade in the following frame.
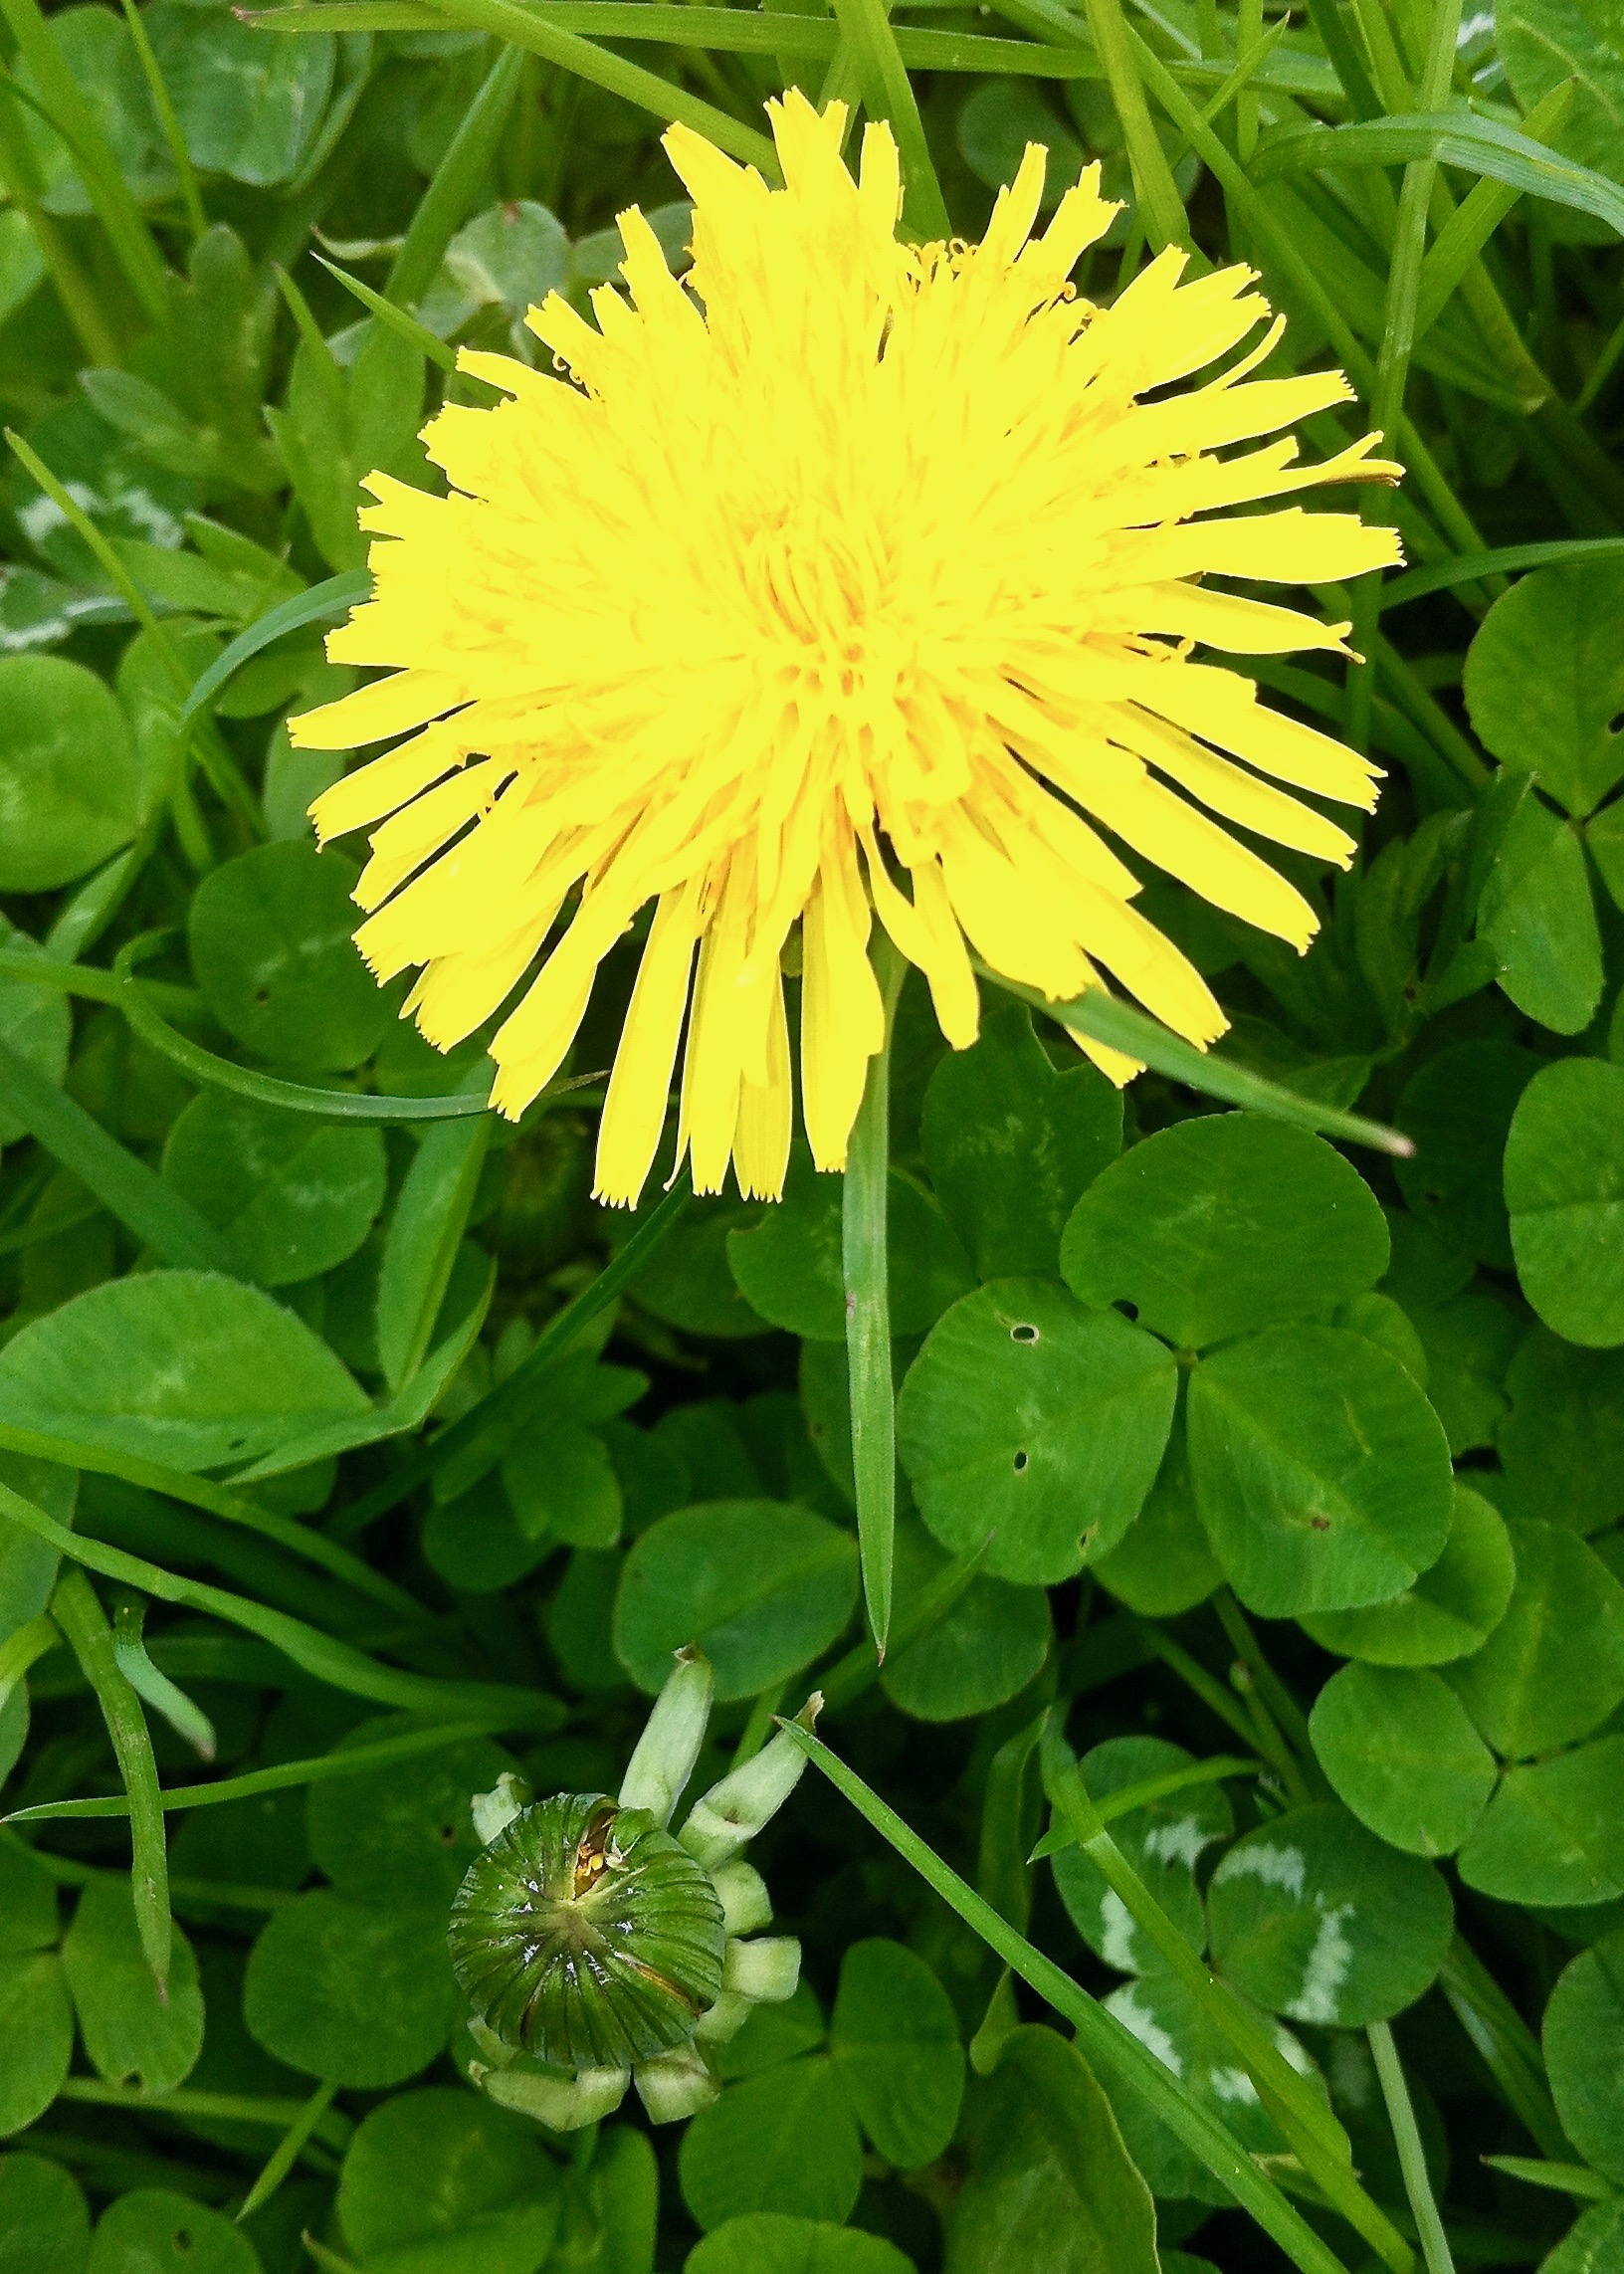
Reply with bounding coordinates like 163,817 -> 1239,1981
314,255 -> 460,371
1369,2020 -> 1458,2274
1040,1724 -> 1416,2274
1083,0 -> 1192,253
1381,535 -> 1624,610
843,936 -> 905,1658
779,1721 -> 1358,2274
328,1175 -> 693,1537
179,570 -> 370,726
386,45 -> 521,306
827,0 -> 949,236
8,1717 -> 511,1822
979,968 -> 1415,1154
0,0 -> 168,320
0,1418 -> 425,1621
113,1594 -> 217,1760
0,1030 -> 252,1276
51,1567 -> 172,1996
237,2083 -> 339,2221
343,0 -> 779,172
0,1476 -> 560,1728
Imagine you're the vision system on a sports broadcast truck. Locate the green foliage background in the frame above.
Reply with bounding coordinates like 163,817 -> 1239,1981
0,0 -> 1623,2266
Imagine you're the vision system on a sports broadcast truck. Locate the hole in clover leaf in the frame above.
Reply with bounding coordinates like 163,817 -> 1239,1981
1610,713 -> 1624,735
171,2228 -> 194,2255
439,1822 -> 458,1845
1010,1322 -> 1039,1344
1013,1449 -> 1029,1473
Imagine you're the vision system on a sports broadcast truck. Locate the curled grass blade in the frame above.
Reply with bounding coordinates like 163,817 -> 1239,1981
0,1477 -> 560,1729
113,1595 -> 217,1760
1254,112 -> 1624,240
51,1568 -> 172,1996
779,1721 -> 1358,2274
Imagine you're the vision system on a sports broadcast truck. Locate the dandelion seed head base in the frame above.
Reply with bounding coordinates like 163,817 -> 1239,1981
291,92 -> 1400,1207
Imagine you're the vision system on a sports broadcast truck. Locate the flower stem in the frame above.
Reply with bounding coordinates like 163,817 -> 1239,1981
1368,2021 -> 1457,2274
843,933 -> 906,1661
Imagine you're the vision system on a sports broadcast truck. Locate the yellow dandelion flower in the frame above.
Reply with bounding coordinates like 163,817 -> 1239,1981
291,90 -> 1400,1209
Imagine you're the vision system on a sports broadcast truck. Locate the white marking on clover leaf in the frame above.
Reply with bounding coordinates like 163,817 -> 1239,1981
1289,1902 -> 1356,2025
1107,1982 -> 1183,2076
1210,2065 -> 1263,2108
1098,1890 -> 1140,1972
1215,1841 -> 1306,1898
1141,1813 -> 1220,1872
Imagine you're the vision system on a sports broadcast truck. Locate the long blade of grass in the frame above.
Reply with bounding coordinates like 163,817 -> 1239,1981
387,46 -> 521,305
1413,80 -> 1576,340
0,80 -> 120,364
827,0 -> 948,236
1346,0 -> 1465,749
843,936 -> 906,1658
237,2083 -> 339,2222
0,949 -> 197,1016
0,1418 -> 426,1622
179,571 -> 369,726
328,1174 -> 692,1538
349,0 -> 780,172
0,1031 -> 252,1277
314,256 -> 460,370
1039,1727 -> 1416,2274
0,1476 -> 561,1728
1438,1938 -> 1570,2161
1381,535 -> 1624,609
1082,0 -> 1192,252
111,953 -> 508,1123
779,1722 -> 1357,2274
1254,111 -> 1624,239
7,1716 -> 511,1822
0,0 -> 168,319
979,968 -> 1414,1154
1368,2021 -> 1458,2274
114,0 -> 205,240
50,1568 -> 172,1996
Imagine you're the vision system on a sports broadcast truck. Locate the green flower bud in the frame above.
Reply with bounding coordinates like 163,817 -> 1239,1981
450,1654 -> 814,2132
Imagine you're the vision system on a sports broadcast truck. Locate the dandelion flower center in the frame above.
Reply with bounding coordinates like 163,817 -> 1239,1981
291,91 -> 1401,1208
